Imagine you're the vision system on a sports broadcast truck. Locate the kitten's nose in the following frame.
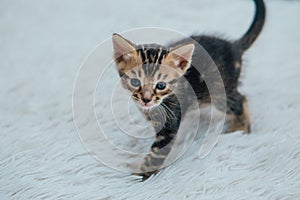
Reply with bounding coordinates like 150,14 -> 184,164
141,97 -> 151,104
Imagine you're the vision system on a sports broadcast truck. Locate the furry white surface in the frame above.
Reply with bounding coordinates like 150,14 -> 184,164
1,0 -> 300,199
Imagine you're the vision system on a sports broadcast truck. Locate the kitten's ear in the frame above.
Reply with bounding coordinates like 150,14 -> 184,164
112,34 -> 141,75
112,33 -> 137,64
164,44 -> 195,73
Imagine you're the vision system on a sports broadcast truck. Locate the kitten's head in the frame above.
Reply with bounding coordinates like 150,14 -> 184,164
112,33 -> 194,109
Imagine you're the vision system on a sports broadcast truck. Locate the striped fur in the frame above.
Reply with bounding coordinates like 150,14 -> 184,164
112,0 -> 265,181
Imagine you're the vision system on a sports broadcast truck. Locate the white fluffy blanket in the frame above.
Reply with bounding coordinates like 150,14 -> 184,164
1,0 -> 300,199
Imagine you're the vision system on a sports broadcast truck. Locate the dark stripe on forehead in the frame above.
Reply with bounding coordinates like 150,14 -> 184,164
146,48 -> 158,63
137,46 -> 146,62
137,45 -> 168,64
150,64 -> 160,77
135,44 -> 168,77
157,49 -> 167,64
142,64 -> 148,76
142,63 -> 158,76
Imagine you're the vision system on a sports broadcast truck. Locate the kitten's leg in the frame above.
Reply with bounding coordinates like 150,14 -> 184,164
134,98 -> 181,180
225,91 -> 251,133
134,132 -> 176,180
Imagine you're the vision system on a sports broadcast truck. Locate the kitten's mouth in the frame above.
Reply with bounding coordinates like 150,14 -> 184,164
139,102 -> 155,109
137,100 -> 159,110
131,96 -> 160,109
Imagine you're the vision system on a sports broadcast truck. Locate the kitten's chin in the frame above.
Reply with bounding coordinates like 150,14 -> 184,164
138,104 -> 156,110
136,102 -> 160,110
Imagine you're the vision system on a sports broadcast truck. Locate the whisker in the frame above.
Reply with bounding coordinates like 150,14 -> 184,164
161,103 -> 176,118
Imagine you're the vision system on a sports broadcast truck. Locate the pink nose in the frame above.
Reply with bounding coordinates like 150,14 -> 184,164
141,97 -> 151,104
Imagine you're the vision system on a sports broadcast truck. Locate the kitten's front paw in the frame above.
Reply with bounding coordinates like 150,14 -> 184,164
132,170 -> 159,181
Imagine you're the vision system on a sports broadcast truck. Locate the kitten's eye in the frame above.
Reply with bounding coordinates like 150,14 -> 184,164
156,82 -> 166,90
130,78 -> 141,87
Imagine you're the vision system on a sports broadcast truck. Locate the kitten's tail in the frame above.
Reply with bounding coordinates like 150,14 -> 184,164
235,0 -> 266,52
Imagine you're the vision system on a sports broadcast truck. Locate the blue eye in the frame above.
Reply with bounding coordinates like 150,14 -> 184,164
156,82 -> 166,90
130,78 -> 140,87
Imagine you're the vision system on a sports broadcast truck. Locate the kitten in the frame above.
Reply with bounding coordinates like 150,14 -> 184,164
112,0 -> 265,180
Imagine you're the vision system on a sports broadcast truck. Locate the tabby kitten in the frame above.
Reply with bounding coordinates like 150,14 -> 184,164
112,0 -> 265,180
